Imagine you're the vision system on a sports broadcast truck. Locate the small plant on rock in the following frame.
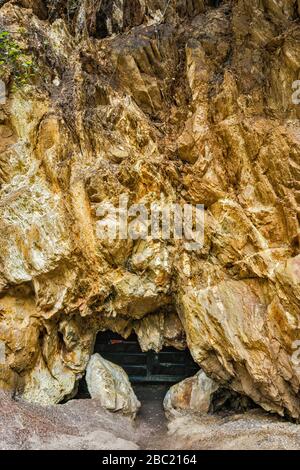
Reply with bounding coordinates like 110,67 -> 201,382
0,30 -> 36,88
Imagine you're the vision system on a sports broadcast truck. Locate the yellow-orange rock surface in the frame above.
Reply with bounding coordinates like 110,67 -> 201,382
1,0 -> 300,418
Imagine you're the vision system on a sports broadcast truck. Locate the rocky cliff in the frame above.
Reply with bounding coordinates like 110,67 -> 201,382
1,0 -> 300,419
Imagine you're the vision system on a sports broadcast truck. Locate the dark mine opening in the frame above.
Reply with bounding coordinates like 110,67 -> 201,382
77,331 -> 199,398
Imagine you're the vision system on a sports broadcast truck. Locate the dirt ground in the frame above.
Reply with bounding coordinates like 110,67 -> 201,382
134,384 -> 172,450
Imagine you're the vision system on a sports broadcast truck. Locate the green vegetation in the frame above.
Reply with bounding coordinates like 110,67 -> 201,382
0,30 -> 36,88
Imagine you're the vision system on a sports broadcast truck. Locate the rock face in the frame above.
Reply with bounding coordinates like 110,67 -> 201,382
166,410 -> 300,450
0,391 -> 139,450
86,353 -> 140,418
3,390 -> 300,450
164,370 -> 219,418
1,0 -> 300,418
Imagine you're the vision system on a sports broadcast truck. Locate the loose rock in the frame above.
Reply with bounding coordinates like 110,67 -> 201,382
86,353 -> 141,419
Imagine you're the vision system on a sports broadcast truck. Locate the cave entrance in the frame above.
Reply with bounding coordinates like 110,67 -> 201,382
78,330 -> 199,398
94,331 -> 199,384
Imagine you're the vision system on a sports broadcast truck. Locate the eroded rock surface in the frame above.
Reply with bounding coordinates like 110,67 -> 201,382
0,391 -> 139,450
0,0 -> 300,419
163,370 -> 219,418
86,353 -> 140,418
167,410 -> 300,450
1,389 -> 300,450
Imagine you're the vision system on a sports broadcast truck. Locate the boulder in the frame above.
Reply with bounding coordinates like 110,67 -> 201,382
163,371 -> 219,419
86,353 -> 140,419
